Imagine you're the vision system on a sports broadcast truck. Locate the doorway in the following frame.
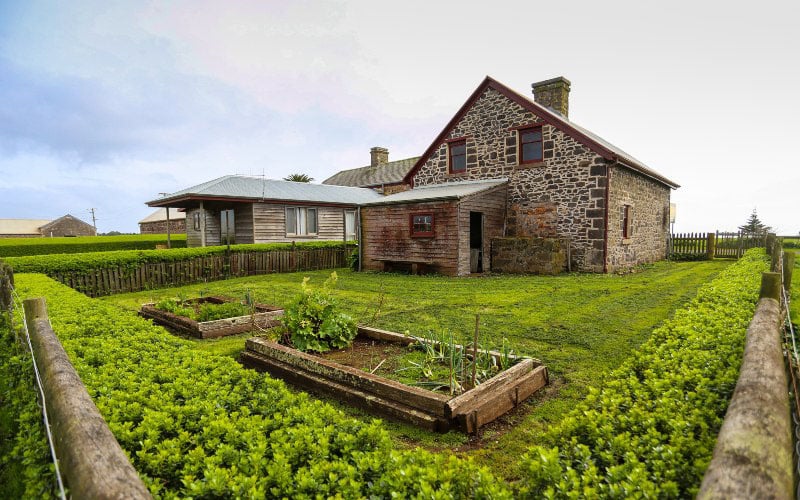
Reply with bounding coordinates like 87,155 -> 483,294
469,211 -> 484,273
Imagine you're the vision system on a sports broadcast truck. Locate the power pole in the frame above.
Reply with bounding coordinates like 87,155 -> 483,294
88,208 -> 98,235
158,193 -> 171,248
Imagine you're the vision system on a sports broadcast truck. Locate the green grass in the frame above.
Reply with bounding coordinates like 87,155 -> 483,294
102,259 -> 731,479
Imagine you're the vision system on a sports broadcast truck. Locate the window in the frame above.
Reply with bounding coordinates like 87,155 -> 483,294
220,209 -> 235,245
448,140 -> 467,174
193,212 -> 201,231
345,210 -> 357,241
410,213 -> 434,237
519,126 -> 543,163
622,205 -> 633,239
286,207 -> 318,236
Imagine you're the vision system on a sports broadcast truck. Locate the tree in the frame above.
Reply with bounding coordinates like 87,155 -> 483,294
283,173 -> 314,183
738,209 -> 771,236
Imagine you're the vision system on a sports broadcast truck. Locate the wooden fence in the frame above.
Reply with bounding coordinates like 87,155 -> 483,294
668,231 -> 766,260
51,246 -> 353,297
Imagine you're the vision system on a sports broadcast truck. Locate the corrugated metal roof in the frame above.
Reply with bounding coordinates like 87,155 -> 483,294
322,156 -> 420,187
147,175 -> 385,206
0,219 -> 51,235
139,208 -> 187,224
362,179 -> 508,206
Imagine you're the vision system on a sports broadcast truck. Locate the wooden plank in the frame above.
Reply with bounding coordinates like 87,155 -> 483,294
245,338 -> 450,416
240,350 -> 449,432
453,365 -> 548,433
446,359 -> 536,418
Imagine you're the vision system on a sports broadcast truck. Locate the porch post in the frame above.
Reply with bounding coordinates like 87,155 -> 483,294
200,201 -> 206,247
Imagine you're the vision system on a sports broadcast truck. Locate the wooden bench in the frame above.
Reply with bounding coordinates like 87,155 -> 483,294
374,258 -> 434,274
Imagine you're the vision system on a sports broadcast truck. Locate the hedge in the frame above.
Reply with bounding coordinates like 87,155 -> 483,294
518,249 -> 768,498
7,273 -> 510,498
0,234 -> 187,258
4,241 -> 353,275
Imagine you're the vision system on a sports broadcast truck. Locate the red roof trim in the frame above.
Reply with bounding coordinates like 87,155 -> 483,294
403,76 -> 678,189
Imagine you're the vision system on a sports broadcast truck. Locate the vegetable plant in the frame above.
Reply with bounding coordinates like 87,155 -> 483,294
281,272 -> 356,352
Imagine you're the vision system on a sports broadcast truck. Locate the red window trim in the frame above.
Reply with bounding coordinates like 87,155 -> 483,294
448,140 -> 467,174
622,205 -> 632,239
518,125 -> 543,164
443,136 -> 468,144
507,122 -> 543,131
410,213 -> 435,237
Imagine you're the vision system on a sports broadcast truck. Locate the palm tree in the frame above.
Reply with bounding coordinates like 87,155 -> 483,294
283,173 -> 314,183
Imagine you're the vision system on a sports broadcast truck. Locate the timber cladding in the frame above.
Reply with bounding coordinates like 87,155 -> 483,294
361,201 -> 460,275
361,184 -> 507,276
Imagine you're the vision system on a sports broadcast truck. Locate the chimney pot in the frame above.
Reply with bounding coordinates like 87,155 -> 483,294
370,147 -> 389,167
531,76 -> 571,118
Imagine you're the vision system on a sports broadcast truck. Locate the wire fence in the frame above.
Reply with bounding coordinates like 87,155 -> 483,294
777,249 -> 800,499
6,285 -> 67,500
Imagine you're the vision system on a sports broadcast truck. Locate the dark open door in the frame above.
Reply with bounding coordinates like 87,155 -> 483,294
469,211 -> 483,273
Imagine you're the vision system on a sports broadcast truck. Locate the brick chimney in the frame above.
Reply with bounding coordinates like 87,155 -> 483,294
531,77 -> 571,118
370,147 -> 389,167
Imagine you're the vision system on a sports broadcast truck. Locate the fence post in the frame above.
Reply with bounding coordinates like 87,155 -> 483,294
770,237 -> 782,272
760,272 -> 782,301
22,297 -> 152,499
766,233 -> 777,257
706,232 -> 716,260
783,252 -> 794,292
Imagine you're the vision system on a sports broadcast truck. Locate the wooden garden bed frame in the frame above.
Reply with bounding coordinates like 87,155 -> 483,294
140,296 -> 283,339
240,326 -> 548,433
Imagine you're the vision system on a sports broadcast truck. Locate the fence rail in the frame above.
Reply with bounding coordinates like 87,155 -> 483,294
50,246 -> 353,297
669,231 -> 766,260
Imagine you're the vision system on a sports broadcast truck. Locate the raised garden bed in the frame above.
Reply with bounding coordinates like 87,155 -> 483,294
240,326 -> 548,433
139,296 -> 283,339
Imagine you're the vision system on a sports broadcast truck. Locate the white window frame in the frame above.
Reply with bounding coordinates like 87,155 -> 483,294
286,206 -> 318,236
344,210 -> 356,241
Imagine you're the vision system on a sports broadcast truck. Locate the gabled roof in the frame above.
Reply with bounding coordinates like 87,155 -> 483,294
403,76 -> 679,189
147,175 -> 384,207
0,219 -> 51,235
39,215 -> 94,233
139,208 -> 187,224
322,156 -> 420,188
362,178 -> 508,206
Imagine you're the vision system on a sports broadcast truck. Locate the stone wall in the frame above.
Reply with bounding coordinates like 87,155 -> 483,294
411,87 -> 609,271
606,166 -> 671,271
39,215 -> 96,237
139,219 -> 186,235
491,237 -> 567,275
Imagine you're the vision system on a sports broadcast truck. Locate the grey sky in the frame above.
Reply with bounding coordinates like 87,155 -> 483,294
1,0 -> 797,233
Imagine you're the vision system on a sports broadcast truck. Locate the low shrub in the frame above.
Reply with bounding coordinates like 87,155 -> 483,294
0,311 -> 60,498
518,249 -> 768,498
10,273 -> 510,498
5,241 -> 353,275
0,234 -> 187,257
282,272 -> 357,352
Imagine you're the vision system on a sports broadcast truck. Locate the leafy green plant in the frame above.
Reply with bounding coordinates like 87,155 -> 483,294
8,272 -> 510,498
518,249 -> 768,498
282,272 -> 356,352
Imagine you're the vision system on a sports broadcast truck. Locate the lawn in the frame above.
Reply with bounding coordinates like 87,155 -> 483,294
102,259 -> 731,479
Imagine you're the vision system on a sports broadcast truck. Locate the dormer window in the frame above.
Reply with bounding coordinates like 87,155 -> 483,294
519,126 -> 543,164
448,140 -> 467,174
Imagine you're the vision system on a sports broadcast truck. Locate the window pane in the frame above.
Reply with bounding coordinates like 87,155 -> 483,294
345,210 -> 355,240
307,208 -> 317,234
451,143 -> 465,155
452,155 -> 466,172
286,207 -> 297,234
522,142 -> 542,161
521,130 -> 542,142
297,208 -> 307,235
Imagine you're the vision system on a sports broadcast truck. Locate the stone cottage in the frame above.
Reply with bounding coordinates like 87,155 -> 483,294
355,76 -> 678,274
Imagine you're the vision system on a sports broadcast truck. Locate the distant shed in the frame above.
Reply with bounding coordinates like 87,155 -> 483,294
0,215 -> 95,238
139,208 -> 187,234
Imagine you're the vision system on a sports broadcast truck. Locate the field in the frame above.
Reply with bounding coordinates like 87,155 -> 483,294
103,259 -> 732,478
